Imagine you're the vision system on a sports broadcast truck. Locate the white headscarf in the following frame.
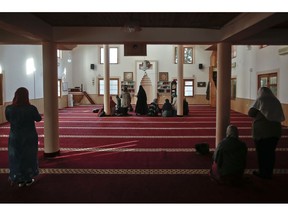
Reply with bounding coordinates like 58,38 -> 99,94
251,87 -> 285,122
172,97 -> 177,110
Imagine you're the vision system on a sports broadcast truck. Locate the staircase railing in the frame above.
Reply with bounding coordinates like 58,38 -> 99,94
82,91 -> 95,104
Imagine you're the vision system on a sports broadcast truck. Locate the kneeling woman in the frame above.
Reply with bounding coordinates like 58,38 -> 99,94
210,125 -> 247,185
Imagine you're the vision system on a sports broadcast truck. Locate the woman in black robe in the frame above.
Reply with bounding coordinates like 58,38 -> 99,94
135,85 -> 148,115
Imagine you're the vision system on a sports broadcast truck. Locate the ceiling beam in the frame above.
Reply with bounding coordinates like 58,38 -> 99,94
0,13 -> 53,42
0,29 -> 42,44
52,27 -> 222,44
237,29 -> 288,45
57,44 -> 78,50
220,13 -> 288,44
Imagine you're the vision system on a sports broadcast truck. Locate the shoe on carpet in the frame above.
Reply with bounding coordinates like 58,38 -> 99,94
252,171 -> 272,179
25,179 -> 35,186
18,182 -> 26,187
8,177 -> 14,187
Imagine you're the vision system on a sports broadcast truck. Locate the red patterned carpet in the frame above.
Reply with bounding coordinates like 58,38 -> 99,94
1,104 -> 288,203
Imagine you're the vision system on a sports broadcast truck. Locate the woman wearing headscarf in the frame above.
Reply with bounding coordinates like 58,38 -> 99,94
161,98 -> 173,117
183,97 -> 189,115
109,96 -> 116,116
115,95 -> 121,115
147,98 -> 160,116
5,87 -> 42,187
135,85 -> 148,115
171,96 -> 177,116
210,125 -> 247,185
120,86 -> 131,116
248,87 -> 285,179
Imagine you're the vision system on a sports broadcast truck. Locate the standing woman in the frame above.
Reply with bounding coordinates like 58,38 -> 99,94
171,96 -> 177,116
183,97 -> 189,116
135,85 -> 148,115
120,86 -> 131,116
109,96 -> 116,116
248,87 -> 285,179
5,87 -> 42,187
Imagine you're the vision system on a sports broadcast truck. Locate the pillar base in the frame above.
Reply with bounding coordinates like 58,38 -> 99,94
44,150 -> 60,158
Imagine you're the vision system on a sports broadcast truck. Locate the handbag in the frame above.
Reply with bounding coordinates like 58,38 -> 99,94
195,143 -> 210,155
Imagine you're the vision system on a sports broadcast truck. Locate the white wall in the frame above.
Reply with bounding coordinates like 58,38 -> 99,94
1,44 -> 288,105
279,49 -> 288,103
71,44 -> 212,96
233,45 -> 288,103
0,45 -> 43,101
71,45 -> 98,93
58,50 -> 73,95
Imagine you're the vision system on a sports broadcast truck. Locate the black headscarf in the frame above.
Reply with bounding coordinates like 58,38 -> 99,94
135,85 -> 148,115
12,87 -> 30,106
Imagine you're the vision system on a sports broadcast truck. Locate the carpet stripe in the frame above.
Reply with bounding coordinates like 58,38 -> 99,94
0,126 -> 254,130
1,168 -> 288,175
1,147 -> 288,152
0,134 -> 286,139
55,120 -> 253,124
0,134 -> 255,138
57,116 -> 250,119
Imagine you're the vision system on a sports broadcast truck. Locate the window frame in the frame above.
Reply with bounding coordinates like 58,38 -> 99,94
100,47 -> 119,64
231,78 -> 236,100
184,79 -> 195,97
0,74 -> 3,105
174,46 -> 194,64
57,79 -> 62,98
258,72 -> 278,96
57,50 -> 63,59
231,45 -> 237,58
98,78 -> 119,96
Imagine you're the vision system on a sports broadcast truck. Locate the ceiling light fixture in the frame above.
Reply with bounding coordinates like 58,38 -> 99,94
121,20 -> 142,33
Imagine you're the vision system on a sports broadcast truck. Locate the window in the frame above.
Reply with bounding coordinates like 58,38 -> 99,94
58,79 -> 62,97
258,72 -> 278,96
0,74 -> 3,105
231,46 -> 237,58
57,50 -> 63,59
231,78 -> 236,100
100,47 -> 119,64
98,78 -> 119,95
184,79 -> 194,97
174,46 -> 194,64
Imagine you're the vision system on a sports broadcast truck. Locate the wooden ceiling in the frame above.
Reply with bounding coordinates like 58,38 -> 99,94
1,12 -> 288,46
32,12 -> 240,29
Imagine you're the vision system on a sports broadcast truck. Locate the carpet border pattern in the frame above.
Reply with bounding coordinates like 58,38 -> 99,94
1,168 -> 288,175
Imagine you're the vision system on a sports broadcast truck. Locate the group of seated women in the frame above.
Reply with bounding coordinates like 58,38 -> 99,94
146,97 -> 189,117
96,96 -> 189,117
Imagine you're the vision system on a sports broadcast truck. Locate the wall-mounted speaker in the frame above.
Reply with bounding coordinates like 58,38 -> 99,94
199,64 -> 203,69
90,64 -> 95,70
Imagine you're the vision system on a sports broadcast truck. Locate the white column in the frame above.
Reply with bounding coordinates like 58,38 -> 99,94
42,42 -> 60,157
216,42 -> 231,146
103,44 -> 110,115
177,45 -> 184,116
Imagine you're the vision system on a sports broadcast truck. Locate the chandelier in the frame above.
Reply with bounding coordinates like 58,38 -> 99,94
121,20 -> 142,33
